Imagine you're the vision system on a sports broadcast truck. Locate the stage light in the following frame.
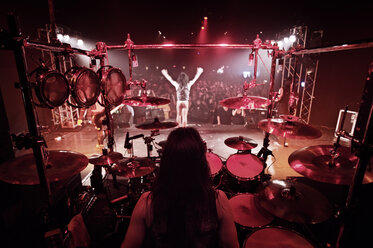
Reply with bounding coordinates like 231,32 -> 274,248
65,67 -> 101,108
289,35 -> 296,43
277,41 -> 284,49
301,81 -> 306,87
284,37 -> 289,43
34,67 -> 70,108
63,34 -> 70,42
98,66 -> 128,106
57,33 -> 64,42
217,66 -> 224,74
201,26 -> 205,30
77,39 -> 84,47
204,16 -> 208,20
243,71 -> 250,78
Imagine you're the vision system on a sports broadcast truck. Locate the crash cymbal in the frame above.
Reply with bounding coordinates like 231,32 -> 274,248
89,152 -> 123,166
220,96 -> 270,109
122,96 -> 170,107
136,117 -> 178,130
288,145 -> 373,185
224,136 -> 258,150
111,157 -> 156,178
258,118 -> 322,139
257,179 -> 334,224
0,150 -> 88,185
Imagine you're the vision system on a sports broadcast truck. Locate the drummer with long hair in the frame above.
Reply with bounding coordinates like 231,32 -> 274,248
121,127 -> 239,248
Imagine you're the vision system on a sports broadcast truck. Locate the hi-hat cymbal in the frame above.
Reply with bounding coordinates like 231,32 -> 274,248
288,145 -> 373,185
224,136 -> 258,150
220,96 -> 270,109
257,179 -> 334,224
258,118 -> 322,139
0,150 -> 88,185
89,152 -> 123,166
111,157 -> 156,178
136,117 -> 178,130
122,96 -> 170,107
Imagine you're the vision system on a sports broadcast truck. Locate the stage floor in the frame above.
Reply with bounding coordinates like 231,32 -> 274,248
39,122 -> 340,184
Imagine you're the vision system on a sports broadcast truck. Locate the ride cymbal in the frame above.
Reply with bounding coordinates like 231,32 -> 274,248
220,96 -> 270,109
111,157 -> 156,178
89,152 -> 123,166
257,179 -> 334,224
258,118 -> 322,139
224,136 -> 258,150
0,150 -> 88,185
288,145 -> 373,185
136,117 -> 178,130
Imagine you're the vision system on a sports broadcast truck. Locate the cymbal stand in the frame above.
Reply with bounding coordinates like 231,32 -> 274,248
257,42 -> 281,164
143,129 -> 160,158
1,14 -> 52,203
328,106 -> 349,167
335,72 -> 373,247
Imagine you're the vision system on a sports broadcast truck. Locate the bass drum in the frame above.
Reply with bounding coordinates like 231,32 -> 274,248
206,151 -> 224,188
243,226 -> 316,248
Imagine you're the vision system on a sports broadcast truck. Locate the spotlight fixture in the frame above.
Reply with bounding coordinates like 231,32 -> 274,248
65,67 -> 101,108
34,67 -> 70,108
97,66 -> 128,106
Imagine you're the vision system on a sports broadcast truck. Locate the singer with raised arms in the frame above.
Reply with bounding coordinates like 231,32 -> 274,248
161,67 -> 204,127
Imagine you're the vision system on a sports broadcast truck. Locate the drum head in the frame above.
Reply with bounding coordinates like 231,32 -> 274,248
102,68 -> 127,106
229,194 -> 273,228
206,152 -> 223,176
74,68 -> 101,107
243,226 -> 315,248
39,72 -> 69,108
226,154 -> 263,180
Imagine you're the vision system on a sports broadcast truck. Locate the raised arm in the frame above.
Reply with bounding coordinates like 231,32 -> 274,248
189,67 -> 204,86
161,69 -> 178,88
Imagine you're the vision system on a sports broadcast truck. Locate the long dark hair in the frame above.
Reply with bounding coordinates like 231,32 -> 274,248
149,127 -> 217,245
177,72 -> 189,86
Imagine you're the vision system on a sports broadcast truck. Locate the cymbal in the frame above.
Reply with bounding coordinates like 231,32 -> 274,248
89,152 -> 123,166
136,117 -> 178,130
256,179 -> 334,224
122,96 -> 170,107
288,145 -> 373,185
258,118 -> 322,139
0,150 -> 88,185
224,136 -> 258,150
220,96 -> 270,109
111,157 -> 156,178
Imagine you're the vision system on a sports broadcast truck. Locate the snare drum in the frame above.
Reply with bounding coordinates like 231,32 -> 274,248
229,193 -> 274,229
206,152 -> 224,187
225,153 -> 264,193
243,226 -> 315,248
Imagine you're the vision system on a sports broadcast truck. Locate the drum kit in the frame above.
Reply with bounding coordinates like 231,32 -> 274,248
214,93 -> 370,247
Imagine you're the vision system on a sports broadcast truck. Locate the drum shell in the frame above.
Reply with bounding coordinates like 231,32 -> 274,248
206,152 -> 224,188
224,153 -> 264,193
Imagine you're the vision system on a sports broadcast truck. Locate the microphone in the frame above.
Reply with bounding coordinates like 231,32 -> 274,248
129,134 -> 144,140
